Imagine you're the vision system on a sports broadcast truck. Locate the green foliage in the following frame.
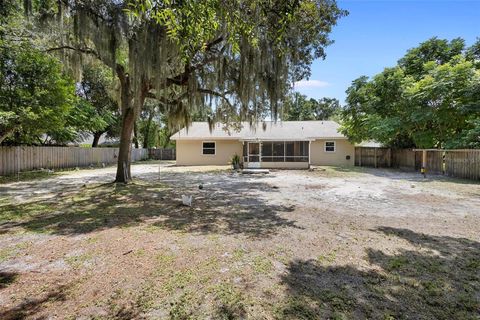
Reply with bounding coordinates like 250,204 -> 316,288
63,0 -> 347,126
283,92 -> 342,121
71,63 -> 120,146
231,154 -> 240,168
9,0 -> 346,181
0,39 -> 76,145
399,37 -> 466,78
136,99 -> 176,148
341,37 -> 480,149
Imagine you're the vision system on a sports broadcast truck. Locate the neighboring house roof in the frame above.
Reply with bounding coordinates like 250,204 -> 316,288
171,121 -> 348,141
356,140 -> 383,148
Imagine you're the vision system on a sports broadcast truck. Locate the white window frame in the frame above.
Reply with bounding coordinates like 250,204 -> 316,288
202,141 -> 216,155
324,141 -> 336,153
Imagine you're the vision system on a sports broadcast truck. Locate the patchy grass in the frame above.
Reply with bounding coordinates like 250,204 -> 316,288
317,249 -> 338,265
0,247 -> 16,263
252,255 -> 273,274
310,165 -> 368,178
64,252 -> 94,269
0,242 -> 31,263
0,166 -> 479,319
168,291 -> 199,319
0,182 -> 172,234
0,170 -> 59,184
211,283 -> 248,319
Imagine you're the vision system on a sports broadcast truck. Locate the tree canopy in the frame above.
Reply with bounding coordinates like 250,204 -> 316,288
341,37 -> 480,149
283,92 -> 341,121
73,63 -> 120,147
0,40 -> 76,145
4,0 -> 346,181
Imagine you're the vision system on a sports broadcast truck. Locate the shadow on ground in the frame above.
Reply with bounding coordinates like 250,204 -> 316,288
0,272 -> 17,290
0,172 -> 298,238
0,282 -> 69,320
279,227 -> 480,319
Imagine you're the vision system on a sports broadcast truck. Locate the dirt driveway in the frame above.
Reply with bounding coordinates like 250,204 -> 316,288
0,162 -> 479,319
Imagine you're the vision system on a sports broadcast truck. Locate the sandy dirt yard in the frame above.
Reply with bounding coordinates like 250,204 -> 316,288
0,162 -> 479,319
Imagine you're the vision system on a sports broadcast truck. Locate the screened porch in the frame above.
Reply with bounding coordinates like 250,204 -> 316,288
242,141 -> 310,168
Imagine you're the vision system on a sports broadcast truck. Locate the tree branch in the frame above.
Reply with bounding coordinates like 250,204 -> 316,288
197,88 -> 234,109
46,45 -> 100,58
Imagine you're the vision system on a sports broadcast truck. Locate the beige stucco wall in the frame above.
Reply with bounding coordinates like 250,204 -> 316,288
310,139 -> 355,166
175,140 -> 243,166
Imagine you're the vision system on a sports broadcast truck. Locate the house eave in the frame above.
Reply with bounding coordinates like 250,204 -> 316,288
172,136 -> 348,141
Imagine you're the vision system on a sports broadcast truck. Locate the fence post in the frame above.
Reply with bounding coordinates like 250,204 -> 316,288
421,149 -> 427,178
387,148 -> 391,167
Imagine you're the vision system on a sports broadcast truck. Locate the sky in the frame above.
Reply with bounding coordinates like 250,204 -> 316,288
294,0 -> 480,103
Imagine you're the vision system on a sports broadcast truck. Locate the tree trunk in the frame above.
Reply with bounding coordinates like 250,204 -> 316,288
0,126 -> 17,145
115,66 -> 134,183
114,64 -> 148,183
133,122 -> 140,149
116,106 -> 135,183
143,111 -> 154,148
92,132 -> 103,148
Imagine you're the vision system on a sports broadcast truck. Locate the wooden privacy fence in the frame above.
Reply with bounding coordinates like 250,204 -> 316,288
444,149 -> 480,180
354,147 -> 391,167
355,147 -> 480,181
148,148 -> 176,160
0,146 -> 149,176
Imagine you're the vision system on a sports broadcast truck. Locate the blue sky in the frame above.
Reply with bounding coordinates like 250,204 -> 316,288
294,0 -> 480,103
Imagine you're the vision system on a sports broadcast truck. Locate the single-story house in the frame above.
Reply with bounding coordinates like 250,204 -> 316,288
170,121 -> 355,169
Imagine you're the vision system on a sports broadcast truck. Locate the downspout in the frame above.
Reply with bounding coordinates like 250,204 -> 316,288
259,140 -> 262,168
308,140 -> 312,169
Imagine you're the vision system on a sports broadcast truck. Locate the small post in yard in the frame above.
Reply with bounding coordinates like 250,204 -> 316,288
421,149 -> 427,178
359,148 -> 362,167
374,148 -> 377,168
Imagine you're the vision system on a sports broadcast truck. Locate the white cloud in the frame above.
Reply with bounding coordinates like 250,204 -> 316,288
293,80 -> 330,89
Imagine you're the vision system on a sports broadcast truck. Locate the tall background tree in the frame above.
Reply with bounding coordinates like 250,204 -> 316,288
0,41 -> 76,145
74,63 -> 120,147
283,92 -> 341,121
341,37 -> 480,149
6,0 -> 346,182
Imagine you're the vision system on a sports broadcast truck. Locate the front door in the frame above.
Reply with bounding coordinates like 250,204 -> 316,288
247,142 -> 261,168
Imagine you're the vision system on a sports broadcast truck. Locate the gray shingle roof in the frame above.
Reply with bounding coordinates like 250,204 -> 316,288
171,121 -> 347,141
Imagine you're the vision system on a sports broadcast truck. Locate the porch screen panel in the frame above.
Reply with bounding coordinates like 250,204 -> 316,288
285,142 -> 295,162
262,142 -> 273,162
249,143 -> 260,162
273,142 -> 284,162
259,141 -> 309,162
299,141 -> 309,162
286,141 -> 309,162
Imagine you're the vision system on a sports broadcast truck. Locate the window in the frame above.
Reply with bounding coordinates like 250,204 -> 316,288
325,141 -> 335,153
202,142 -> 216,155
